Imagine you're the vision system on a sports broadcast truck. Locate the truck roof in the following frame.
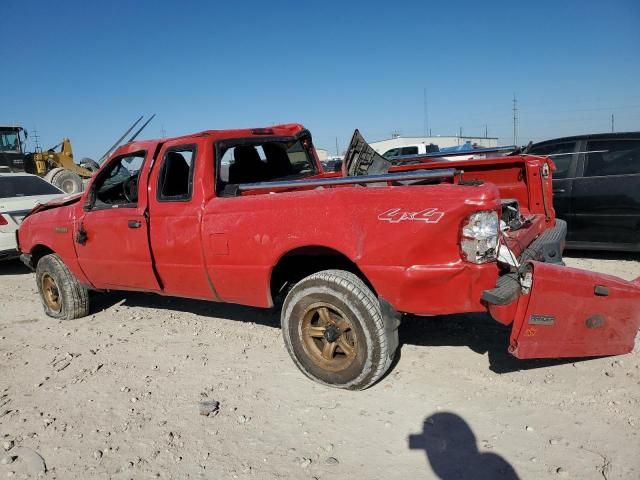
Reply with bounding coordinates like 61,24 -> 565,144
111,123 -> 307,159
0,125 -> 23,131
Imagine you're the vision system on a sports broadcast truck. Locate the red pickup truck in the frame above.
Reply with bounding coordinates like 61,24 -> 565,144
17,124 -> 640,390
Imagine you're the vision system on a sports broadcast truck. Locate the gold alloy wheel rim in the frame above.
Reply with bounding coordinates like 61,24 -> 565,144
300,302 -> 357,372
41,273 -> 62,312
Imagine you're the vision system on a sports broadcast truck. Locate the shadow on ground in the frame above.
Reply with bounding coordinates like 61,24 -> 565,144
90,290 -> 587,374
409,411 -> 520,479
0,258 -> 31,275
400,313 -> 590,373
90,290 -> 281,329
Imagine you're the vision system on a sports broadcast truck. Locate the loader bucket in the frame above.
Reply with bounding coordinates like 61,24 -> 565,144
509,262 -> 640,359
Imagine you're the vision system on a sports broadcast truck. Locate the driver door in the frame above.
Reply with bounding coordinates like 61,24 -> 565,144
75,149 -> 160,291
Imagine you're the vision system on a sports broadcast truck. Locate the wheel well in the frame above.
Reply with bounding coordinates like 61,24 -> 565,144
270,246 -> 375,305
30,245 -> 55,267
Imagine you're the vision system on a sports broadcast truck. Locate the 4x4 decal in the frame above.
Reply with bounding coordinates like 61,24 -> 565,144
378,208 -> 444,224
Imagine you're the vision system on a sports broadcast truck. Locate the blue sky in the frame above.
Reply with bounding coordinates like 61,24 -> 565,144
2,0 -> 639,159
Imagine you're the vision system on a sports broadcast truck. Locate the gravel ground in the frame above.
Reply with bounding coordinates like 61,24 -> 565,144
0,252 -> 638,479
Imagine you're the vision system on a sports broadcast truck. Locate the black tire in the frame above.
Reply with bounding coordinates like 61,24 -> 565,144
281,270 -> 398,390
36,254 -> 89,320
51,169 -> 84,194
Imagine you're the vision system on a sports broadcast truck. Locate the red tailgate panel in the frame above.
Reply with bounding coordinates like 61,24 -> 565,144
510,262 -> 640,359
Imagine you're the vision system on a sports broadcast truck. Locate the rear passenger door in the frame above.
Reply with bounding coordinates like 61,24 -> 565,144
571,138 -> 640,248
528,141 -> 579,239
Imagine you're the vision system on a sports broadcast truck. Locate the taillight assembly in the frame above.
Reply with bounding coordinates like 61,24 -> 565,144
0,214 -> 8,226
460,210 -> 500,264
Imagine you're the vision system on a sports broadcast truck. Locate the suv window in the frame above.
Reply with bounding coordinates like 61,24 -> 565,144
158,146 -> 196,201
528,142 -> 577,179
584,139 -> 640,177
400,146 -> 418,155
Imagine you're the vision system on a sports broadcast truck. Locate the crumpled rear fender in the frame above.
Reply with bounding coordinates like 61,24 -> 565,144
508,261 -> 640,359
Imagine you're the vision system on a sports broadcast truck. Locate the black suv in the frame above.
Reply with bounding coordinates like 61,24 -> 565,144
527,132 -> 640,252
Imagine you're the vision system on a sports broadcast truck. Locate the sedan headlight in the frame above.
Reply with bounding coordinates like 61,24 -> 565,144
460,211 -> 500,264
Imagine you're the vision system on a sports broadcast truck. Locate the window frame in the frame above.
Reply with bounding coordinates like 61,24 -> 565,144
156,144 -> 198,203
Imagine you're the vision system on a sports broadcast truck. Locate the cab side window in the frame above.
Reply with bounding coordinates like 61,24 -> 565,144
92,152 -> 146,208
158,146 -> 196,201
584,139 -> 640,177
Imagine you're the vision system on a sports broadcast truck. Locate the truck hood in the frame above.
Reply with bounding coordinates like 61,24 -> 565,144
342,129 -> 393,176
23,192 -> 83,218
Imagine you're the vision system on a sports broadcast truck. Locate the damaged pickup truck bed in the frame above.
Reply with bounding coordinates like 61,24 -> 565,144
17,124 -> 640,390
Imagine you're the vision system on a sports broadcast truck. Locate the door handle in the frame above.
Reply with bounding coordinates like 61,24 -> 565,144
128,220 -> 142,229
553,188 -> 566,193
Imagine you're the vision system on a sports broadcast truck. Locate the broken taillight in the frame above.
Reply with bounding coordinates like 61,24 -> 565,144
460,210 -> 500,264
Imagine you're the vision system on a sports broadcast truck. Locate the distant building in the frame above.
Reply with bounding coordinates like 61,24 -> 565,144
369,135 -> 499,156
315,148 -> 329,161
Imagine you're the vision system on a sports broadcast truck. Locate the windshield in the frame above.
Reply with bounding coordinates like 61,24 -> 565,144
0,131 -> 20,153
0,176 -> 63,198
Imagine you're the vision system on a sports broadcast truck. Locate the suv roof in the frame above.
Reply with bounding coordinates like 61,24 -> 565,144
531,131 -> 640,146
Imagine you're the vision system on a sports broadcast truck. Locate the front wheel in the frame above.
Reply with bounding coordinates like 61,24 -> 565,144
36,254 -> 89,320
281,270 -> 398,390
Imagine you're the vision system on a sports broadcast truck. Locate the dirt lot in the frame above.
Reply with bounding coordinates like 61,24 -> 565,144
0,252 -> 638,479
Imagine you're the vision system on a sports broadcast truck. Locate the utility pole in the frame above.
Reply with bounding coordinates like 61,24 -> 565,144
335,137 -> 339,157
484,124 -> 488,138
611,114 -> 614,133
512,94 -> 518,145
161,125 -> 167,138
423,87 -> 429,137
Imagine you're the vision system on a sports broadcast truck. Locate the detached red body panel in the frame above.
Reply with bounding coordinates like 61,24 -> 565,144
510,262 -> 640,358
16,123 -> 640,364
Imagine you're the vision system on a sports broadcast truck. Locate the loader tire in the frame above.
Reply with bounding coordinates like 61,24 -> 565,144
50,169 -> 84,194
36,254 -> 89,320
43,167 -> 64,183
282,269 -> 398,390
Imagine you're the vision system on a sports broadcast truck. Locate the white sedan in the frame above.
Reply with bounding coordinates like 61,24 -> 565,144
0,173 -> 66,260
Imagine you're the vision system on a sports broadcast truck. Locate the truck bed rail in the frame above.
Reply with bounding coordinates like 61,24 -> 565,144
236,168 -> 460,192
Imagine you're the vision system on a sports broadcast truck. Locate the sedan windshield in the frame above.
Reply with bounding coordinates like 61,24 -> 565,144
0,176 -> 63,198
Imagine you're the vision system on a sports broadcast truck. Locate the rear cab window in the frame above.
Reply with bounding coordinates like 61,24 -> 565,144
216,132 -> 317,194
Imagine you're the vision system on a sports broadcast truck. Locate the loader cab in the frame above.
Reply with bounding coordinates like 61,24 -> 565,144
0,126 -> 27,173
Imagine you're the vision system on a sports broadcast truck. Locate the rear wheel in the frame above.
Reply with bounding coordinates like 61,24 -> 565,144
281,270 -> 398,390
36,254 -> 89,320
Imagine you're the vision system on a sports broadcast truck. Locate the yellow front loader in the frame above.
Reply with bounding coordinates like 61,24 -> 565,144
27,138 -> 97,193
